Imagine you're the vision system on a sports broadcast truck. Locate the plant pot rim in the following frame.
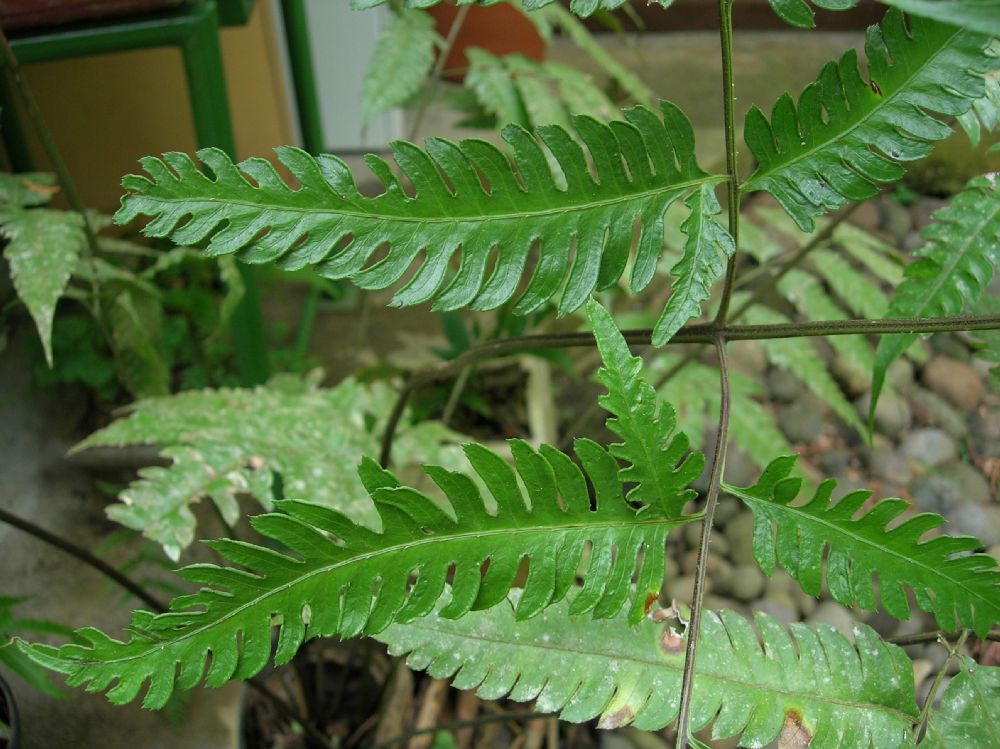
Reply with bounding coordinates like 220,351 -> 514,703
0,672 -> 20,749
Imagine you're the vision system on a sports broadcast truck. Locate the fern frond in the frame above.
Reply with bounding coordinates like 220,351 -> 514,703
21,438 -> 698,708
24,311 -> 703,707
76,376 -> 466,559
654,184 -> 735,344
352,0 -> 631,20
881,1 -> 1000,37
361,8 -> 439,124
724,456 -> 1000,636
959,65 -> 999,146
115,103 -> 723,322
744,10 -> 996,231
871,175 -> 1000,423
589,300 -> 704,514
811,250 -> 890,321
922,657 -> 1000,749
377,591 -> 919,746
778,269 -> 873,380
743,303 -> 864,434
766,0 -> 856,30
1,206 -> 87,366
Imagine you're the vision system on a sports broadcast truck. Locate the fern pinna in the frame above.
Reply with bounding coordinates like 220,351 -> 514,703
18,302 -> 704,708
377,592 -> 918,748
115,102 -> 731,343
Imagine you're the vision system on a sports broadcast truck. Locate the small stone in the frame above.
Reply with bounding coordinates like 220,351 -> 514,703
730,564 -> 766,601
908,386 -> 969,439
730,340 -> 768,378
766,368 -> 802,402
849,200 -> 881,233
888,358 -> 915,389
902,230 -> 924,253
818,447 -> 851,476
712,498 -> 741,527
807,601 -> 857,641
795,589 -> 819,616
856,390 -> 912,439
863,445 -> 912,486
765,570 -> 796,598
930,335 -> 971,362
949,504 -> 1000,546
755,594 -> 798,626
923,357 -> 984,412
912,659 -> 934,693
910,197 -> 947,230
683,520 -> 703,549
911,475 -> 963,515
900,428 -> 958,467
970,407 -> 1000,458
666,575 -> 698,604
940,462 -> 991,506
709,558 -> 735,596
722,446 -> 758,488
725,511 -> 757,566
881,199 -> 913,241
831,355 -> 869,397
777,394 -> 826,444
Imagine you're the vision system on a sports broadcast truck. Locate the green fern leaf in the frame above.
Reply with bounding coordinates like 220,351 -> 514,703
114,103 -> 722,318
0,171 -> 58,207
779,269 -> 873,380
744,10 -> 996,231
361,9 -> 438,123
743,303 -> 865,434
766,0 -> 856,30
922,657 -> 1000,749
20,437 -> 698,707
724,456 -> 1000,636
589,300 -> 705,515
881,1 -> 1000,37
105,287 -> 170,399
377,591 -> 919,746
1,207 -> 87,366
871,175 -> 1000,425
959,65 -> 999,146
75,376 -> 467,559
654,184 -> 735,344
464,48 -> 529,126
811,250 -> 890,321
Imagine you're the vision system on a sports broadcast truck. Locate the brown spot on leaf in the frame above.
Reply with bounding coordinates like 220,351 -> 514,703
778,709 -> 812,749
599,706 -> 634,730
644,592 -> 659,615
660,625 -> 684,654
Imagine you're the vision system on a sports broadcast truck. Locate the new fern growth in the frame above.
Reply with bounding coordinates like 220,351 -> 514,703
13,2 -> 1000,748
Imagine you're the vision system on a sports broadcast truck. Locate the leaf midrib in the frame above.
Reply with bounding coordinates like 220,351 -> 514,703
725,484 -> 1000,620
126,175 -> 724,227
397,618 -> 918,723
68,513 -> 697,670
744,24 -> 966,192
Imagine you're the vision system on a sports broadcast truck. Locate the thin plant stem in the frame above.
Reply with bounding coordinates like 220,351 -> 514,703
713,0 -> 740,325
441,364 -> 473,427
891,629 -> 1000,646
379,312 -> 1000,466
674,336 -> 731,749
916,630 -> 970,740
246,679 -> 334,749
407,5 -> 471,141
369,710 -> 551,749
0,506 -> 166,613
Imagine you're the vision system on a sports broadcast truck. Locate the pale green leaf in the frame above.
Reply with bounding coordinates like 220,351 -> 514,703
377,591 -> 919,746
922,657 -> 1000,749
76,376 -> 468,558
361,9 -> 438,124
2,207 -> 87,365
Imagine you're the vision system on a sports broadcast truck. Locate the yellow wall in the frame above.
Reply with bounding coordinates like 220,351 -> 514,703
17,2 -> 295,211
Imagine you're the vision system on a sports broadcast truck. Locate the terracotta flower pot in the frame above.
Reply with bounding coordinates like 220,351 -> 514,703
427,2 -> 546,80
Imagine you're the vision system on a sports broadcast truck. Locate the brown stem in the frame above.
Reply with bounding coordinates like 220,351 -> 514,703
674,335 -> 731,748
